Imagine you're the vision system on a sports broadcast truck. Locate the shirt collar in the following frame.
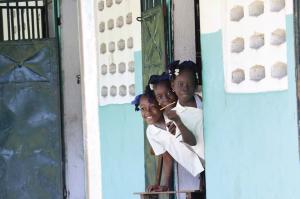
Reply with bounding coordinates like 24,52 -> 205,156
175,100 -> 186,113
149,124 -> 163,135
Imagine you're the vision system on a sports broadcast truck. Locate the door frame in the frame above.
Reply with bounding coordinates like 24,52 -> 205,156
77,1 -> 103,198
293,0 -> 300,157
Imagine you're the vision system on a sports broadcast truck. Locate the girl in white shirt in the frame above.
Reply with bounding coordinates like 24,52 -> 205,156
147,69 -> 197,146
147,64 -> 205,197
168,60 -> 202,108
167,60 -> 206,192
131,92 -> 204,193
131,93 -> 173,192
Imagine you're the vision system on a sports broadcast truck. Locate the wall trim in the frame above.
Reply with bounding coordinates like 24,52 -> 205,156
78,1 -> 102,198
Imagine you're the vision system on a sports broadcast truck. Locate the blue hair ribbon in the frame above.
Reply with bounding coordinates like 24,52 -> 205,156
131,94 -> 143,111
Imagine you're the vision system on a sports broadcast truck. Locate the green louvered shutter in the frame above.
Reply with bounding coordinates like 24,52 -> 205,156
141,5 -> 167,189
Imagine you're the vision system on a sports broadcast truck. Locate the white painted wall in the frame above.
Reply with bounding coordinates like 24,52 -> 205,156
78,0 -> 102,199
58,0 -> 103,198
173,0 -> 196,62
96,0 -> 142,106
60,1 -> 85,198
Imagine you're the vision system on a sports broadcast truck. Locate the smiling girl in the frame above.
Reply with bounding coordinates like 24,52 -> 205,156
167,60 -> 206,194
132,91 -> 204,193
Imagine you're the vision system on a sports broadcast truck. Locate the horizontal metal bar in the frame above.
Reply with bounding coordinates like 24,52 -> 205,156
0,6 -> 44,9
0,0 -> 44,2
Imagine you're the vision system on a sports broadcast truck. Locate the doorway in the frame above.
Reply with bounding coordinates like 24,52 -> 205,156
140,0 -> 204,194
140,0 -> 173,189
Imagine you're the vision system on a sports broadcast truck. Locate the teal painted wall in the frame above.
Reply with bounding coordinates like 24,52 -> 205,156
201,16 -> 300,199
99,51 -> 145,199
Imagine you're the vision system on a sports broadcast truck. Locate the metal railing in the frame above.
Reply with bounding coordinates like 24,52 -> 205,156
0,0 -> 49,41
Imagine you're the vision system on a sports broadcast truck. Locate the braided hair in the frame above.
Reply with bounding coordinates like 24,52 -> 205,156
131,88 -> 158,112
147,72 -> 171,91
168,60 -> 200,85
131,94 -> 143,111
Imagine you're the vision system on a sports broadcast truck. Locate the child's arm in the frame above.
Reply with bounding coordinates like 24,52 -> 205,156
165,110 -> 197,146
160,152 -> 173,188
147,152 -> 173,192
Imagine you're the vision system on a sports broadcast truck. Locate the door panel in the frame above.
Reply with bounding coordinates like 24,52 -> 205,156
142,5 -> 166,87
294,0 -> 300,157
0,39 -> 63,199
141,5 -> 166,188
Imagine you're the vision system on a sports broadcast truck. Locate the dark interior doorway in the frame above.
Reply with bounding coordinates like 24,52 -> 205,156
194,0 -> 202,85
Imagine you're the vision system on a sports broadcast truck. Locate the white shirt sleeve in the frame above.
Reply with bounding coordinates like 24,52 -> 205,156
146,125 -> 166,155
191,114 -> 205,162
176,106 -> 205,163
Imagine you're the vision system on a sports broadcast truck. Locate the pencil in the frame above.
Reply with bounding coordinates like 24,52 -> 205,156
160,101 -> 176,111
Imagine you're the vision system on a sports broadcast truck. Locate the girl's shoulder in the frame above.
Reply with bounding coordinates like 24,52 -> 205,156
194,93 -> 203,109
147,124 -> 165,135
146,124 -> 157,131
194,92 -> 202,101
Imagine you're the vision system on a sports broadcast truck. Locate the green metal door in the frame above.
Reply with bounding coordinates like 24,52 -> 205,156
141,5 -> 166,188
0,39 -> 63,199
142,5 -> 166,87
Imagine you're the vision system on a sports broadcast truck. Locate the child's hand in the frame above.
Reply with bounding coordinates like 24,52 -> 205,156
167,121 -> 176,135
147,184 -> 169,192
165,110 -> 180,123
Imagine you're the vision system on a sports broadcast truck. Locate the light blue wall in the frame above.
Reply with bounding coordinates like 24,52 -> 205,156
99,51 -> 145,199
201,15 -> 300,199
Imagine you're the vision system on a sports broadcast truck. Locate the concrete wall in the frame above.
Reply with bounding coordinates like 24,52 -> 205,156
60,0 -> 85,198
200,1 -> 300,199
99,51 -> 145,199
93,0 -> 300,198
96,1 -> 145,198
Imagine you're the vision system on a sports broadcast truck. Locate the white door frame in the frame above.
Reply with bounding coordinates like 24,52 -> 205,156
78,1 -> 103,199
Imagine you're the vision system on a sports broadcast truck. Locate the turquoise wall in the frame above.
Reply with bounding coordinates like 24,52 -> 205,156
201,15 -> 300,199
99,51 -> 144,199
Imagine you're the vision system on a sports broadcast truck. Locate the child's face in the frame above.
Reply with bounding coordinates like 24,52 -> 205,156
139,96 -> 163,125
154,82 -> 177,108
172,70 -> 196,103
